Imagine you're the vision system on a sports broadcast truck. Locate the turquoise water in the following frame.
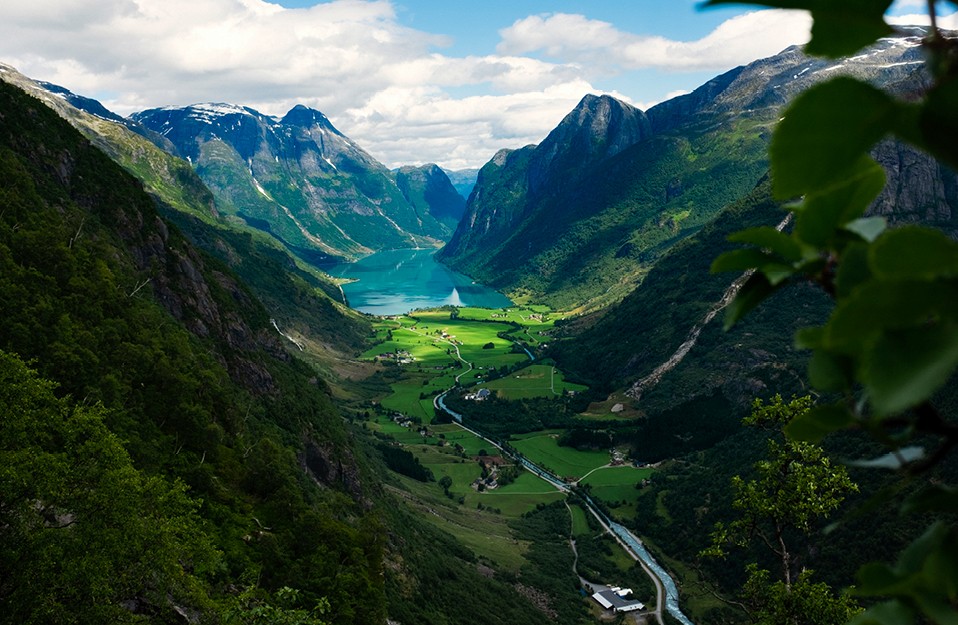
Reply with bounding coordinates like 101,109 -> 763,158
324,248 -> 512,316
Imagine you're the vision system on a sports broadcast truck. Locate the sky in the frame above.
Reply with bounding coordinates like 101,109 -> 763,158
1,0 -> 954,170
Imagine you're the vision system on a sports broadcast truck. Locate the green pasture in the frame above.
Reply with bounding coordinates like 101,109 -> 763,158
484,364 -> 587,399
477,490 -> 565,516
511,434 -> 608,480
580,466 -> 654,508
570,504 -> 592,536
380,381 -> 436,421
390,475 -> 530,573
427,424 -> 488,455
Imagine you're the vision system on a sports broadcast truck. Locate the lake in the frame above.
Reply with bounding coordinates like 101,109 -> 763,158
323,248 -> 512,316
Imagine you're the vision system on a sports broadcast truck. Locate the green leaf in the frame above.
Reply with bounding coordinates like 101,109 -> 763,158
761,262 -> 796,286
844,217 -> 887,243
903,486 -> 958,515
804,3 -> 895,57
920,77 -> 958,171
785,403 -> 854,442
824,280 -> 958,356
771,78 -> 899,199
808,350 -> 853,392
702,1 -> 894,57
724,273 -> 776,330
729,227 -> 802,262
795,157 -> 887,247
869,226 -> 958,281
711,248 -> 778,273
857,563 -> 905,595
863,322 -> 958,415
835,242 -> 873,298
849,601 -> 914,625
795,326 -> 825,350
898,522 -> 948,575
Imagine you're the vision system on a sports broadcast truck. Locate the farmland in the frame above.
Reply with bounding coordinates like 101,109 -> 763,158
359,304 -> 655,582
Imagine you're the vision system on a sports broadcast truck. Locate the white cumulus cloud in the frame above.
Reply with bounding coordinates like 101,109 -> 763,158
0,1 -> 819,169
497,10 -> 813,72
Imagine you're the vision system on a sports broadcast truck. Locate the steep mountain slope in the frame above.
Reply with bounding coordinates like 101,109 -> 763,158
395,163 -> 466,230
132,103 -> 448,259
0,63 -> 368,361
555,136 -> 958,411
0,79 -> 385,623
439,33 -> 932,310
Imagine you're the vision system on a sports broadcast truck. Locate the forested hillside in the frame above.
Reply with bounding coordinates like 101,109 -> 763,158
0,79 -> 385,624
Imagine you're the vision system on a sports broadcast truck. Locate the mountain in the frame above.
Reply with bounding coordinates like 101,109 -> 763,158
438,32 -> 933,310
132,103 -> 450,261
0,78 -> 387,623
0,63 -> 369,366
395,163 -> 467,230
442,167 -> 481,198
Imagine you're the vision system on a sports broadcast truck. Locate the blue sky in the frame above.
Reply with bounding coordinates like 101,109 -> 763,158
0,0 -> 952,168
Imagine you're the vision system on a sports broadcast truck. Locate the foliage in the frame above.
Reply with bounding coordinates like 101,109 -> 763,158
703,396 -> 860,625
706,5 -> 958,623
741,566 -> 861,625
377,443 -> 435,482
224,586 -> 330,625
0,80 -> 384,624
0,350 -> 216,624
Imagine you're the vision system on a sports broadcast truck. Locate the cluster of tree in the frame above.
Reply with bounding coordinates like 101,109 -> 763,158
377,443 -> 434,482
444,392 -> 600,437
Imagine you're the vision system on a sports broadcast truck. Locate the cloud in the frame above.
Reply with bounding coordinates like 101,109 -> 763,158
887,9 -> 958,29
498,10 -> 812,73
0,1 -> 817,169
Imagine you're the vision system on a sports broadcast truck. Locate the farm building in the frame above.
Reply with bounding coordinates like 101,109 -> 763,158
591,587 -> 644,613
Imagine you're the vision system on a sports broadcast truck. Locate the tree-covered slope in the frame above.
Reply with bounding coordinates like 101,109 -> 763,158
0,79 -> 386,624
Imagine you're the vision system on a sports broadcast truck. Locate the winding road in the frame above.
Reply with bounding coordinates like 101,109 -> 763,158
429,337 -> 693,625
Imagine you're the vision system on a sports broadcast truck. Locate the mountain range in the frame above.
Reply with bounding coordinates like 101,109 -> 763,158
438,30 -> 943,311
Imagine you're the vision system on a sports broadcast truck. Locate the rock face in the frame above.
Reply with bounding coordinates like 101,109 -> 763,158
132,103 -> 449,260
437,32 -> 945,310
395,163 -> 467,230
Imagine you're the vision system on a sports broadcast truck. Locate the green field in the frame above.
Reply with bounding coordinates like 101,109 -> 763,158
483,364 -> 587,399
570,504 -> 592,536
580,466 -> 655,508
511,433 -> 609,480
362,309 -> 587,423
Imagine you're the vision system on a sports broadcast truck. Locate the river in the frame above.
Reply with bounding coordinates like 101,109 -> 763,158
322,248 -> 512,315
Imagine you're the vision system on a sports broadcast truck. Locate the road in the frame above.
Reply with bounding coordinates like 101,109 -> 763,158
448,403 -> 689,625
431,347 -> 693,625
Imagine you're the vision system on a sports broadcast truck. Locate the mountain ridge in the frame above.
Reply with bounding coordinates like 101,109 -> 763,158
437,33 -> 933,310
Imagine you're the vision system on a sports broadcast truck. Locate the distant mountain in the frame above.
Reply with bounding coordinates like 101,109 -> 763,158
442,167 -> 480,199
395,163 -> 467,230
438,32 -> 935,310
132,103 -> 449,260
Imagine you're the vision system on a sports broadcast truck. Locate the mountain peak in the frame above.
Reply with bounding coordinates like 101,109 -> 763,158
527,93 -> 651,194
281,104 -> 342,135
